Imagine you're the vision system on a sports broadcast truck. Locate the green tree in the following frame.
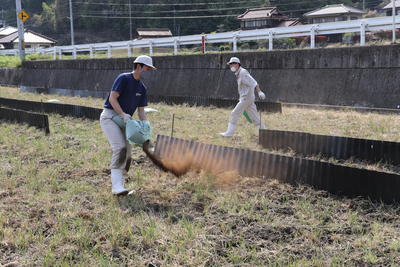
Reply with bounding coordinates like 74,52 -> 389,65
31,2 -> 56,33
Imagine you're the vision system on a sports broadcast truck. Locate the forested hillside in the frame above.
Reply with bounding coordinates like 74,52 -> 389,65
1,0 -> 386,45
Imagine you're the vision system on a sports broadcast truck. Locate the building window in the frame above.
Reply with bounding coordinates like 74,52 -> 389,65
325,17 -> 335,23
313,18 -> 322,23
245,20 -> 256,27
350,16 -> 358,20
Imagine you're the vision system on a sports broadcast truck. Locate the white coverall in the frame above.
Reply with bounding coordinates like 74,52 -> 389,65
230,67 -> 262,127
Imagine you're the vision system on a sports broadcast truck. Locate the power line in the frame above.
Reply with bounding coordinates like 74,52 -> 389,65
75,0 -> 326,15
73,0 -> 380,15
74,0 -> 384,22
78,2 -> 384,21
79,14 -> 240,19
73,0 -> 264,7
76,5 -> 263,15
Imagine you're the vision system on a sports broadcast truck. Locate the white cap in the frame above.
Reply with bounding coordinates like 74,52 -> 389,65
227,57 -> 240,65
134,55 -> 156,70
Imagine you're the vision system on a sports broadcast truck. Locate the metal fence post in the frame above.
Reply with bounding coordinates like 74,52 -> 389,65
107,44 -> 112,58
174,38 -> 179,55
127,43 -> 132,57
149,41 -> 153,56
360,22 -> 366,46
89,45 -> 93,58
53,47 -> 56,60
268,31 -> 273,51
310,27 -> 316,48
202,35 -> 206,54
59,48 -> 62,60
73,46 -> 77,59
233,35 -> 238,52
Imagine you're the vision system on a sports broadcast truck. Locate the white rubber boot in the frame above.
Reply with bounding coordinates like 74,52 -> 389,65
111,169 -> 129,195
219,123 -> 236,137
259,124 -> 267,130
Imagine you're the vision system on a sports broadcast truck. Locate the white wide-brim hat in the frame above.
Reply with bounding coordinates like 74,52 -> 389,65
227,57 -> 240,65
134,55 -> 156,69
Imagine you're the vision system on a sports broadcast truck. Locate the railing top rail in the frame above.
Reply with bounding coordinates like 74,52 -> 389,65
0,15 -> 398,56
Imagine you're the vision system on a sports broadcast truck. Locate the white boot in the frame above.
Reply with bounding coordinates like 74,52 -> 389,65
111,169 -> 129,195
259,124 -> 267,130
219,123 -> 236,137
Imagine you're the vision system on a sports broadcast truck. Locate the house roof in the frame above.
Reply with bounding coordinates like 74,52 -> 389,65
237,7 -> 285,20
383,0 -> 400,9
0,30 -> 56,44
304,4 -> 366,17
136,28 -> 172,37
277,19 -> 302,27
0,26 -> 18,36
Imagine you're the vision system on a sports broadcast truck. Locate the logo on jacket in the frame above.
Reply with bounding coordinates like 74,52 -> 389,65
136,93 -> 142,96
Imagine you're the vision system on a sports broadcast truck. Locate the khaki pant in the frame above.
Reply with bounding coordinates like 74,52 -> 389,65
100,109 -> 132,170
230,96 -> 261,126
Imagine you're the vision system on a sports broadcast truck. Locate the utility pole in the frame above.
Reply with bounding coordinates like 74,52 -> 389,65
15,0 -> 25,61
393,0 -> 397,43
69,0 -> 75,45
1,9 -> 5,27
173,8 -> 176,35
129,0 -> 132,40
362,0 -> 365,10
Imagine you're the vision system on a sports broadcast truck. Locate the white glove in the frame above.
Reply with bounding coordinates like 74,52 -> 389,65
258,91 -> 266,100
120,113 -> 131,123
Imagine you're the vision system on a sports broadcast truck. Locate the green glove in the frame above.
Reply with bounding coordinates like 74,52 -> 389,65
243,111 -> 252,123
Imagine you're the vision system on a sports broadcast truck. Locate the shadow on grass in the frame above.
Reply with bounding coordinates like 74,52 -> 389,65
115,191 -> 196,223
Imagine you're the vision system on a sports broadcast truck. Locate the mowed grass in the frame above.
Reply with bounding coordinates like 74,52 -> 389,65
1,86 -> 400,266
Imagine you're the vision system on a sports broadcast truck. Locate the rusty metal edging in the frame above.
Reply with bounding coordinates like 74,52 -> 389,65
0,97 -> 102,120
0,107 -> 50,134
259,129 -> 400,165
0,96 -> 281,123
283,102 -> 400,115
154,135 -> 400,203
148,95 -> 282,113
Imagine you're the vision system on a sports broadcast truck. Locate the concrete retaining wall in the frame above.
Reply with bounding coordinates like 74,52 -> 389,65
0,68 -> 22,87
1,45 -> 400,108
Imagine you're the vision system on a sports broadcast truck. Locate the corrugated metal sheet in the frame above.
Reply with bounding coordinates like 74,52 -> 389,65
0,107 -> 49,134
0,97 -> 102,120
155,135 -> 400,203
0,97 -> 281,122
147,95 -> 282,113
259,129 -> 400,165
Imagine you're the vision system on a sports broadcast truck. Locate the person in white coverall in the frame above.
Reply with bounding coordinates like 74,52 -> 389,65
220,57 -> 267,137
100,55 -> 156,195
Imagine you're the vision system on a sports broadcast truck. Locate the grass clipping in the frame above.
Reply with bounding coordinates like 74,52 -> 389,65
142,141 -> 239,185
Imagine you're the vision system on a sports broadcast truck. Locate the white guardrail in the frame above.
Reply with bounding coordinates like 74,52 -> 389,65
0,15 -> 399,59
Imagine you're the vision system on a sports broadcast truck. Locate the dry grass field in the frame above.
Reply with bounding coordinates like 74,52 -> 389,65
1,86 -> 399,266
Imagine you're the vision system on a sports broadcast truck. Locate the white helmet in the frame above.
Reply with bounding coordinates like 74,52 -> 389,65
227,57 -> 240,65
134,55 -> 156,70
